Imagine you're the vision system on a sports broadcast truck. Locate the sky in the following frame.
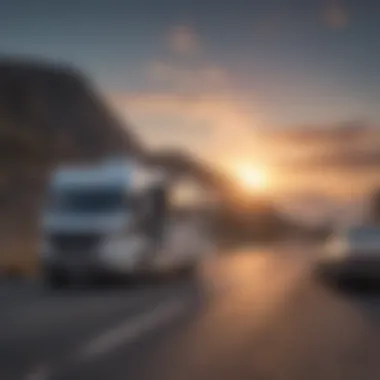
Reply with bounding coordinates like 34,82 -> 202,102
2,0 -> 380,219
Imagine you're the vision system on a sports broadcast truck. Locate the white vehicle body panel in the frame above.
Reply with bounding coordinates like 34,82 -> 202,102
41,158 -> 211,279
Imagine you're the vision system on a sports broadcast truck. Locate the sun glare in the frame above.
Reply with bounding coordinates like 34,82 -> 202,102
234,164 -> 268,191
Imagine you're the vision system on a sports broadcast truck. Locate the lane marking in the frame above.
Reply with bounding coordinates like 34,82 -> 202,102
22,294 -> 190,380
24,365 -> 51,380
79,298 -> 187,360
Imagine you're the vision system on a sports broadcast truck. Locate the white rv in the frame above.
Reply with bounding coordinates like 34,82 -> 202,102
40,158 -> 214,287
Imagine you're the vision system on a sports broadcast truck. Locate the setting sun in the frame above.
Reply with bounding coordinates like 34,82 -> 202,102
234,164 -> 268,191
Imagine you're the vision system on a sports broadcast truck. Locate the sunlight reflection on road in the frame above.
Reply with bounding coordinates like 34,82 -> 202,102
150,248 -> 380,380
158,249 -> 310,380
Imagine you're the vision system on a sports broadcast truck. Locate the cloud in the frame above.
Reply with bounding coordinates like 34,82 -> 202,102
147,60 -> 228,91
130,24 -> 260,162
323,0 -> 349,29
110,87 -> 380,175
107,25 -> 377,196
106,24 -> 258,166
290,148 -> 380,170
269,121 -> 369,144
147,24 -> 231,93
168,25 -> 199,56
107,91 -> 261,168
107,86 -> 380,196
263,120 -> 380,171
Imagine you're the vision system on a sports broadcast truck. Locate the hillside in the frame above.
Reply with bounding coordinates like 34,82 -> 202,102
0,57 -> 143,162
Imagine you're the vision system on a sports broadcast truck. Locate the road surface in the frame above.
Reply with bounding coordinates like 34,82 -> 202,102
0,246 -> 380,380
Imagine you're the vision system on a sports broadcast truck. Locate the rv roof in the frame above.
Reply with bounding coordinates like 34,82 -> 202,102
50,161 -> 165,191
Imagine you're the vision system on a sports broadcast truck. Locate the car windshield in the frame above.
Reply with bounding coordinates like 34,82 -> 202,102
48,186 -> 127,213
347,227 -> 380,241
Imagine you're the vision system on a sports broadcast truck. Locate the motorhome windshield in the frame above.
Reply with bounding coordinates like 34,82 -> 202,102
48,186 -> 126,213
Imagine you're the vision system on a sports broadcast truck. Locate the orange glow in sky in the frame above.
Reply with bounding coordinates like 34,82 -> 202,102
234,164 -> 269,192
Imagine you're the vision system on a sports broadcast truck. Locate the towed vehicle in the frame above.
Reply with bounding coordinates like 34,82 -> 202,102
316,226 -> 380,284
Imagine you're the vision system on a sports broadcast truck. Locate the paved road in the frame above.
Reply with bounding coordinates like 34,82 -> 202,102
1,246 -> 380,380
